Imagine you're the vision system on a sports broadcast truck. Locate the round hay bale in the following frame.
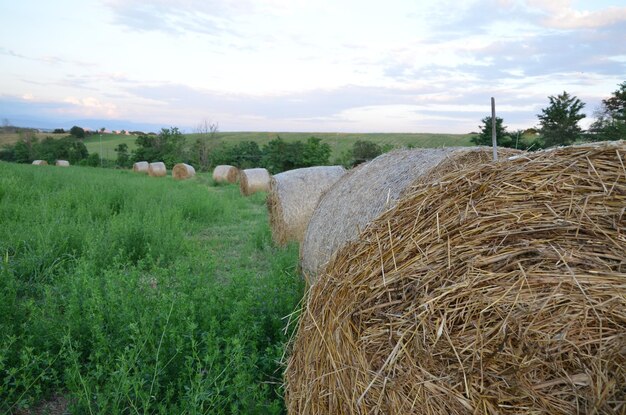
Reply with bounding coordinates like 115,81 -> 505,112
213,165 -> 239,183
132,161 -> 149,174
148,162 -> 167,177
285,141 -> 626,415
301,147 -> 521,284
239,168 -> 271,196
55,160 -> 70,167
31,160 -> 48,166
267,165 -> 347,246
172,163 -> 196,180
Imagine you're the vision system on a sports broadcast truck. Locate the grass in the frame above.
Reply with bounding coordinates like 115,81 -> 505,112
0,161 -> 304,414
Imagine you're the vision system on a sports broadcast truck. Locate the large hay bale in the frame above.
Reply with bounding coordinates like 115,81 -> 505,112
55,160 -> 70,167
172,163 -> 196,180
267,166 -> 346,246
213,165 -> 239,183
285,141 -> 626,415
31,160 -> 48,166
148,162 -> 167,177
301,147 -> 520,283
132,161 -> 149,173
239,168 -> 271,196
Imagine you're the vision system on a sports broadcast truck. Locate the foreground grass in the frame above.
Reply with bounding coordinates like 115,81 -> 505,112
0,162 -> 303,414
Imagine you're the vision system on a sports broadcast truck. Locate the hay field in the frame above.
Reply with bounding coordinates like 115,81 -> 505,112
0,161 -> 302,414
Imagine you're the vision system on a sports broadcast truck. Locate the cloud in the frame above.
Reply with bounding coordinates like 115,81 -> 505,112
102,0 -> 241,35
526,0 -> 626,29
0,47 -> 95,68
62,96 -> 119,117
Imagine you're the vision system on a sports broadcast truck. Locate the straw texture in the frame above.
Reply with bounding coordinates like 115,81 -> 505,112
172,163 -> 196,180
55,160 -> 70,167
301,147 -> 521,284
267,166 -> 346,246
133,161 -> 149,173
285,141 -> 626,415
240,168 -> 271,196
31,160 -> 48,166
213,165 -> 239,183
148,162 -> 167,177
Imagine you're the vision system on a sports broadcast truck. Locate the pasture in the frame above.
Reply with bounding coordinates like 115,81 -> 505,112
0,162 -> 303,413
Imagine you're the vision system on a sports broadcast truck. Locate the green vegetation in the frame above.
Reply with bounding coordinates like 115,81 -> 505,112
589,81 -> 626,141
86,132 -> 474,163
0,162 -> 303,413
537,91 -> 586,147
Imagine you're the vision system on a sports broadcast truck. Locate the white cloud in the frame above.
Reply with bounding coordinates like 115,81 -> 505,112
62,96 -> 119,117
526,0 -> 626,29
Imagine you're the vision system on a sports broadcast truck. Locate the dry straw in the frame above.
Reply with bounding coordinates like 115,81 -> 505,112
55,160 -> 70,167
148,162 -> 167,177
31,160 -> 48,166
240,168 -> 271,196
133,161 -> 149,173
213,165 -> 239,183
301,147 -> 521,284
267,166 -> 346,246
285,141 -> 626,414
172,163 -> 196,180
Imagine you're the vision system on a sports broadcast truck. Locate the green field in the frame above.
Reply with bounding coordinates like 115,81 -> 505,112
2,131 -> 475,162
0,162 -> 303,413
82,131 -> 474,161
189,131 -> 475,162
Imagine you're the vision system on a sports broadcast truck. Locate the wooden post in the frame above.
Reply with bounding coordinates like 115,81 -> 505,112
491,97 -> 498,161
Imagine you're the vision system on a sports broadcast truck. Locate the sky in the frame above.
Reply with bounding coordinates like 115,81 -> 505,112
0,0 -> 625,133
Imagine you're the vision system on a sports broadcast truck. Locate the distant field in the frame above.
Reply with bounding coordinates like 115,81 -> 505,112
2,131 -> 476,161
83,133 -> 137,159
0,132 -> 64,146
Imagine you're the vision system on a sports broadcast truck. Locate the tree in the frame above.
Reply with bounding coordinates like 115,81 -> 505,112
352,140 -> 382,165
471,116 -> 513,147
193,119 -> 219,171
302,137 -> 331,167
13,130 -> 38,163
115,143 -> 131,168
69,126 -> 86,139
263,136 -> 303,173
537,91 -> 586,147
588,81 -> 626,141
132,127 -> 187,168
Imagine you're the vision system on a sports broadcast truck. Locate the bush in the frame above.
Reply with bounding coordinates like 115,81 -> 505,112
352,140 -> 382,165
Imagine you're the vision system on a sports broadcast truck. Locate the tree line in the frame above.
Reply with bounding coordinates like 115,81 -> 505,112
472,82 -> 626,149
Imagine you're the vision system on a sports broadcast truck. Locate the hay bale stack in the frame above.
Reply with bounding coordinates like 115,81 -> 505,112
148,162 -> 167,177
55,160 -> 70,167
132,161 -> 149,173
301,147 -> 520,283
285,141 -> 626,415
31,160 -> 48,166
239,168 -> 271,196
172,163 -> 196,180
213,165 -> 239,183
267,166 -> 346,246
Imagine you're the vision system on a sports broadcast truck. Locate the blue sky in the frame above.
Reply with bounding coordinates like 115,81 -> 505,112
1,0 -> 625,133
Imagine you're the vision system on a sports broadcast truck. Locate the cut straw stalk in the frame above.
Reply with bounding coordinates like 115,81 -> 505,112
148,162 -> 167,177
239,168 -> 271,196
212,165 -> 239,183
300,147 -> 521,284
133,161 -> 149,173
285,141 -> 626,415
172,163 -> 196,180
267,165 -> 346,246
